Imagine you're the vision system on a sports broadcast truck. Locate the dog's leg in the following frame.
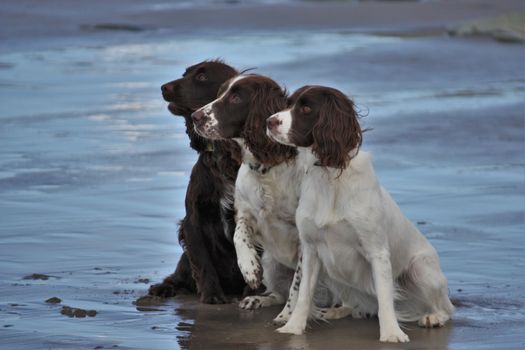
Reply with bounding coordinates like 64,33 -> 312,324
276,246 -> 319,335
240,252 -> 290,310
370,251 -> 409,343
233,215 -> 262,289
149,252 -> 196,297
183,220 -> 227,304
407,254 -> 455,328
274,253 -> 352,325
273,252 -> 302,325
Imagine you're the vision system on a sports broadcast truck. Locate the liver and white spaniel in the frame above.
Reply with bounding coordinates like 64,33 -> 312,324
192,74 -> 300,311
267,86 -> 454,342
191,76 -> 347,321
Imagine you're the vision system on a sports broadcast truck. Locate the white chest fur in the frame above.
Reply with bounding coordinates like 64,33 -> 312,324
235,152 -> 302,268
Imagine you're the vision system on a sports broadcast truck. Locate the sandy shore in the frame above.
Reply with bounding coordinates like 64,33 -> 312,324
0,1 -> 524,349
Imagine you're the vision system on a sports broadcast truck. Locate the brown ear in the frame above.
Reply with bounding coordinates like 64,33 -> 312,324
311,92 -> 362,170
241,82 -> 296,167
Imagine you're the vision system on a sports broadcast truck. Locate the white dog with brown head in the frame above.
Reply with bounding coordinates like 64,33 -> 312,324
267,85 -> 454,343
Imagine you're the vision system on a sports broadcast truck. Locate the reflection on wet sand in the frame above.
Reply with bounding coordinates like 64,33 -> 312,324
169,296 -> 453,350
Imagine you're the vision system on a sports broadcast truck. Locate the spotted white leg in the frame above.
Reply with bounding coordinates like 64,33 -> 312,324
273,252 -> 303,325
370,251 -> 409,343
274,252 -> 353,325
276,245 -> 319,335
233,215 -> 262,290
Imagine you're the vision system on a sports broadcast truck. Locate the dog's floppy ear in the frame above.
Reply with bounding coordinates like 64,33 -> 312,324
242,80 -> 296,167
311,91 -> 362,170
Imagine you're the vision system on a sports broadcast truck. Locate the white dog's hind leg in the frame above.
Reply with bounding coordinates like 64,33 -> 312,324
406,253 -> 455,327
274,253 -> 352,325
418,311 -> 451,328
312,305 -> 353,321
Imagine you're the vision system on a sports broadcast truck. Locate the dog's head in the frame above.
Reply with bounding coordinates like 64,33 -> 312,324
192,74 -> 296,167
161,60 -> 238,116
161,60 -> 238,152
267,86 -> 362,170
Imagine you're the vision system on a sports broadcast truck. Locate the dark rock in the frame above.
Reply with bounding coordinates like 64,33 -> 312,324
60,306 -> 97,318
134,295 -> 165,307
23,273 -> 51,280
45,297 -> 62,304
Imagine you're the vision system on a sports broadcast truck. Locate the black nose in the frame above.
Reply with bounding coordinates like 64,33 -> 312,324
161,83 -> 170,93
191,109 -> 205,124
267,116 -> 281,130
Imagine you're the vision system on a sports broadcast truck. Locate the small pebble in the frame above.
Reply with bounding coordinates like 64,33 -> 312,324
86,310 -> 97,317
45,297 -> 62,304
74,309 -> 87,318
23,273 -> 50,280
134,295 -> 165,307
60,306 -> 97,318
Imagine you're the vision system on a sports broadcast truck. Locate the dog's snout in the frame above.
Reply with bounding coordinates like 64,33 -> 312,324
161,83 -> 171,93
267,116 -> 281,130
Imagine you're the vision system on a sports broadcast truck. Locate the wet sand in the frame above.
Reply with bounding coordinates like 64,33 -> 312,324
1,1 -> 524,349
1,0 -> 524,39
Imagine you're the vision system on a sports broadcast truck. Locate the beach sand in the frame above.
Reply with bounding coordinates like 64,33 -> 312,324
0,1 -> 524,349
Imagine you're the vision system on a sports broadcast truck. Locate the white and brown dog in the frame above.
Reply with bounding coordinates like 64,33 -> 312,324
266,86 -> 454,342
192,76 -> 349,322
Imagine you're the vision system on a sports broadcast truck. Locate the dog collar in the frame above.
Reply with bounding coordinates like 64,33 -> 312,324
248,162 -> 271,175
204,142 -> 215,152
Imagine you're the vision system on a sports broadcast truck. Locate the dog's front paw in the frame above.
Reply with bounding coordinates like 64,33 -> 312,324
148,282 -> 176,297
276,322 -> 305,335
379,328 -> 409,343
237,254 -> 262,290
418,313 -> 448,328
239,296 -> 263,310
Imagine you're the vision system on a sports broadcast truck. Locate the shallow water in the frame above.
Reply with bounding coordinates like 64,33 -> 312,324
1,27 -> 524,349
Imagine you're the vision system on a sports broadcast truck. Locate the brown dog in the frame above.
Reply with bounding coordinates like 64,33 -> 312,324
149,60 -> 248,304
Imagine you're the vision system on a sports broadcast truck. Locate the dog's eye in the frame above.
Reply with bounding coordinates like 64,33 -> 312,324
195,73 -> 208,82
301,105 -> 312,114
230,94 -> 241,104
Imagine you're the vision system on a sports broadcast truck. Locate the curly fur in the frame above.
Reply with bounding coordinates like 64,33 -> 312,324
240,76 -> 296,167
311,88 -> 362,170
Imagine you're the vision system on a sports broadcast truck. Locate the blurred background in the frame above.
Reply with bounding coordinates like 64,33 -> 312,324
0,1 -> 524,349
